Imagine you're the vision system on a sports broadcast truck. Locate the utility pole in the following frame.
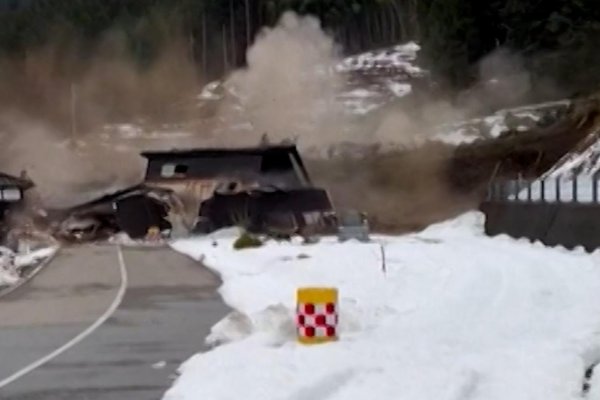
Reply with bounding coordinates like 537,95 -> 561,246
230,0 -> 236,67
202,11 -> 208,78
222,24 -> 229,71
245,0 -> 251,49
70,82 -> 78,144
380,244 -> 387,275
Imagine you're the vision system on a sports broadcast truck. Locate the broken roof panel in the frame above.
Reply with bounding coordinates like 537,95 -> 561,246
61,184 -> 173,216
141,145 -> 312,187
140,145 -> 300,159
0,172 -> 34,190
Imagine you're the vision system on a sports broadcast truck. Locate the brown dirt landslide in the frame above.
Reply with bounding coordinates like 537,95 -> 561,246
309,97 -> 600,233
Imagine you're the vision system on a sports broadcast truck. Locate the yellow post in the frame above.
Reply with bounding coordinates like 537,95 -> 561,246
296,287 -> 338,345
146,226 -> 160,241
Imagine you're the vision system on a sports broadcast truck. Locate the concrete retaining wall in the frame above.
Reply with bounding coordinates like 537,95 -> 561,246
481,201 -> 600,251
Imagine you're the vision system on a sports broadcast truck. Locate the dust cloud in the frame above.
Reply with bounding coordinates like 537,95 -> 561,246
0,28 -> 202,208
213,12 -> 350,148
199,12 -> 467,230
0,114 -> 145,208
0,11 -> 546,229
371,48 -> 557,146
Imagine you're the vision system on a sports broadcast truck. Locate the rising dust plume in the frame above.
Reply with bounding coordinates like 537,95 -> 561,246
0,11 -> 538,230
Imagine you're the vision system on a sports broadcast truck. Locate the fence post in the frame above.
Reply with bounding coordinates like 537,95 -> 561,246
556,177 -> 561,202
573,175 -> 578,202
527,180 -> 532,202
594,176 -> 598,203
540,179 -> 546,202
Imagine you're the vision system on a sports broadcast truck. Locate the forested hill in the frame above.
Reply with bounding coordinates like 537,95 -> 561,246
1,0 -> 600,98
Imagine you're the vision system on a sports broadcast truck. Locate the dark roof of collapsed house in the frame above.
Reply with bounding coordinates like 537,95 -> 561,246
0,171 -> 34,190
141,145 -> 312,185
140,145 -> 303,160
64,184 -> 172,215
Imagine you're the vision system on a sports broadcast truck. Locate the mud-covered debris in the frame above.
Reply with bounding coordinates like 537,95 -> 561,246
142,145 -> 334,236
53,184 -> 174,242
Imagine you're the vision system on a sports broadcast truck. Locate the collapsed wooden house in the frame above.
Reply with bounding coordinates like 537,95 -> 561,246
59,145 -> 334,240
0,172 -> 32,212
0,171 -> 33,222
0,171 -> 34,243
140,145 -> 333,235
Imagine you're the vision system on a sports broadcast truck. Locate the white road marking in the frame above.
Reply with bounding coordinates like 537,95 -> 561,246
0,245 -> 129,389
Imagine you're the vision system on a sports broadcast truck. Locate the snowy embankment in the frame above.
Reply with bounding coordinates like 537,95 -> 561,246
0,246 -> 58,288
166,213 -> 600,400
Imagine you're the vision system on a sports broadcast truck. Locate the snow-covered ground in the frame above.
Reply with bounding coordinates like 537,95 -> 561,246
165,213 -> 600,400
0,246 -> 58,288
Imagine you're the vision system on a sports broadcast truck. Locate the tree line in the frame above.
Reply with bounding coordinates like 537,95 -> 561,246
0,1 -> 419,79
1,0 -> 600,97
419,0 -> 600,96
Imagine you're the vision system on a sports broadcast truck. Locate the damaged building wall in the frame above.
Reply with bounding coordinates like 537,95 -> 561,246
198,188 -> 333,234
141,146 -> 311,189
53,145 -> 332,241
139,145 -> 331,236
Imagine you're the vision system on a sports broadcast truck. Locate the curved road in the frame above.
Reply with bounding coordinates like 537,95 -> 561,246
0,244 -> 228,399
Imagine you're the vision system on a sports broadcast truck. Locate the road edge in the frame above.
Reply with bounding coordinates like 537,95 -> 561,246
0,245 -> 128,389
0,247 -> 61,300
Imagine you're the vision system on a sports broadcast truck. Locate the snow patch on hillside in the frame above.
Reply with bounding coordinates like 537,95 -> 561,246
336,42 -> 423,74
165,213 -> 600,400
197,41 -> 426,118
431,103 -> 559,145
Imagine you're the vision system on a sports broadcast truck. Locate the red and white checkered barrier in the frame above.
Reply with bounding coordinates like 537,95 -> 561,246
296,288 -> 338,344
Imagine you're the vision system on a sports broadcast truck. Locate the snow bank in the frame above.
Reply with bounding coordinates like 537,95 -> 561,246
0,247 -> 18,287
14,246 -> 57,270
589,368 -> 600,399
0,246 -> 58,288
165,213 -> 600,400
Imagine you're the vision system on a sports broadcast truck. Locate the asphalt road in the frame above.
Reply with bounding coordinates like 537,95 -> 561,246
0,244 -> 228,399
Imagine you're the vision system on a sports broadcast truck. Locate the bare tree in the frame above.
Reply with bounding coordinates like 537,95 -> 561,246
222,24 -> 229,71
230,0 -> 236,66
202,10 -> 207,77
244,0 -> 251,48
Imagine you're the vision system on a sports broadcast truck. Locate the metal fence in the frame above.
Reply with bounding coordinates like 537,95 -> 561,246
486,175 -> 600,204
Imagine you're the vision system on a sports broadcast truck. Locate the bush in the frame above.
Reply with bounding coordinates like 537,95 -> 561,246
233,231 -> 263,250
